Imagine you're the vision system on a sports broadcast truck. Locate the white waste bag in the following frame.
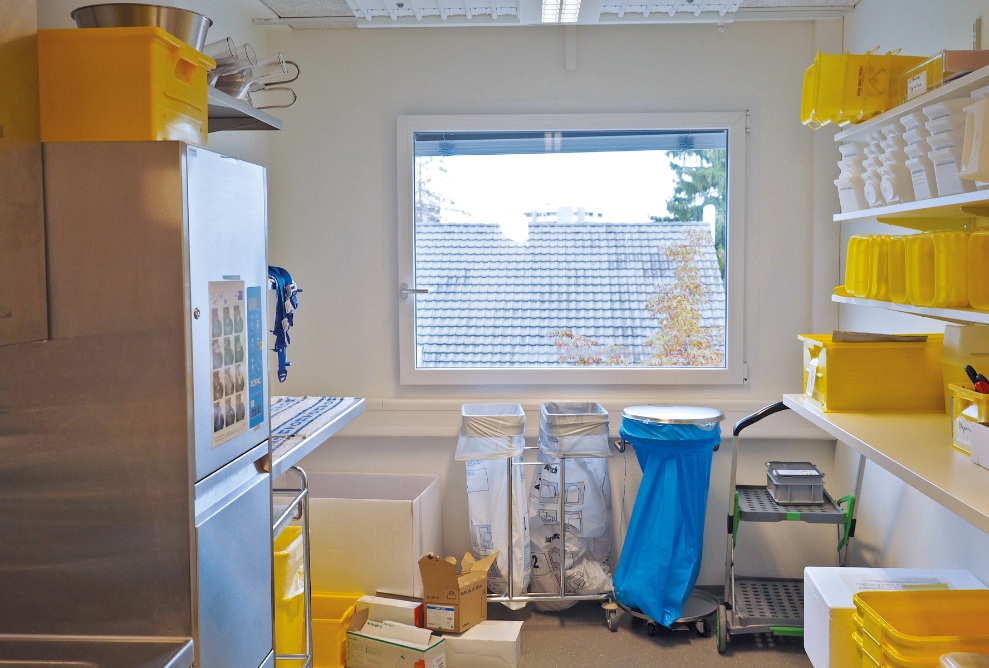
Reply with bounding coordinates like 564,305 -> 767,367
457,404 -> 531,608
527,452 -> 613,611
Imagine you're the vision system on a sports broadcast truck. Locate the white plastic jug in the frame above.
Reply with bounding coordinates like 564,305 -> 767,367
960,97 -> 989,182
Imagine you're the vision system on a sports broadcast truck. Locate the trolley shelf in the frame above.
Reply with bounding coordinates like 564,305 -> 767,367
735,486 -> 848,524
730,577 -> 803,628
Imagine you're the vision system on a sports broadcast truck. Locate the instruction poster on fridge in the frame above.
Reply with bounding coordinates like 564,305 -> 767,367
209,281 -> 248,447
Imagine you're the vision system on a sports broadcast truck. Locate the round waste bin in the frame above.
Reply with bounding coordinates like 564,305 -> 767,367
613,405 -> 725,628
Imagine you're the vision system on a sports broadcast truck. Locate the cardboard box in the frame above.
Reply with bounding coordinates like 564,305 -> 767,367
358,594 -> 424,627
346,609 -> 447,668
443,620 -> 523,668
308,472 -> 442,598
804,567 -> 987,668
419,552 -> 498,634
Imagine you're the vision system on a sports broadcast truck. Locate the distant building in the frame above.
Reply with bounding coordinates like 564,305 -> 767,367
525,207 -> 606,224
413,220 -> 725,367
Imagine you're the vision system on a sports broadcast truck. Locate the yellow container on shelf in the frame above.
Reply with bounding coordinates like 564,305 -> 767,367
38,27 -> 214,146
968,230 -> 989,311
800,333 -> 944,412
852,590 -> 989,666
866,235 -> 891,301
846,234 -> 874,297
312,593 -> 361,668
905,231 -> 970,308
887,235 -> 908,303
949,383 -> 989,454
274,526 -> 306,667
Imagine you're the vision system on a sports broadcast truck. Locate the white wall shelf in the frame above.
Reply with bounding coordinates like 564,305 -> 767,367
782,394 -> 989,534
831,293 -> 989,324
834,190 -> 989,227
208,87 -> 283,132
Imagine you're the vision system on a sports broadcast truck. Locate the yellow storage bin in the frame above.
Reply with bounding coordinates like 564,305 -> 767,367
313,593 -> 361,668
38,27 -> 214,146
800,333 -> 944,412
852,590 -> 989,665
968,231 -> 989,311
905,231 -> 970,309
949,383 -> 989,454
887,236 -> 908,304
802,50 -> 926,128
274,526 -> 306,668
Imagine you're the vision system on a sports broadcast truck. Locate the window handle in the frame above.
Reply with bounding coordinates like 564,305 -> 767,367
400,283 -> 429,299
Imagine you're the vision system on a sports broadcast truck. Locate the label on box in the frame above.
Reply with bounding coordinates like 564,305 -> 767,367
907,71 -> 927,100
426,605 -> 456,631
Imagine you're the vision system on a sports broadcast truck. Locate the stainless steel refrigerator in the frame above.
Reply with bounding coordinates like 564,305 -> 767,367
0,142 -> 274,668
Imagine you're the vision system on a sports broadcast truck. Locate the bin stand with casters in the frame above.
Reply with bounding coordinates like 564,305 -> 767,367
717,401 -> 863,654
488,451 -> 620,632
613,405 -> 726,639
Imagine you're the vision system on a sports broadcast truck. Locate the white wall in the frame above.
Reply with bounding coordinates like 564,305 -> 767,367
257,17 -> 847,585
836,0 -> 989,585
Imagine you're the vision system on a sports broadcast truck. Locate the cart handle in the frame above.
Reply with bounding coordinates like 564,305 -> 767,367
732,401 -> 789,436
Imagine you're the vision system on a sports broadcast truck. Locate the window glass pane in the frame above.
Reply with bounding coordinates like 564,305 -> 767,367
410,127 -> 729,371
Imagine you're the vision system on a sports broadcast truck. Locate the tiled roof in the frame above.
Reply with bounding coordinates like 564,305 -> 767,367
414,221 -> 726,366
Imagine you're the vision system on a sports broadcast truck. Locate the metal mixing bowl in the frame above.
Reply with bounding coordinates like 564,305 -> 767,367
70,3 -> 212,51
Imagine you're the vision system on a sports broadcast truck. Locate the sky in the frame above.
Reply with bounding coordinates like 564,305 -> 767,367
420,150 -> 680,227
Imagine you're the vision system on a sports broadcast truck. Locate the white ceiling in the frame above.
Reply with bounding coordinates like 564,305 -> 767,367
255,0 -> 858,27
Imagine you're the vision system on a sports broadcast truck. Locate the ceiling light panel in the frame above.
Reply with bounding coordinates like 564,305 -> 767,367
600,0 -> 740,18
345,0 -> 519,20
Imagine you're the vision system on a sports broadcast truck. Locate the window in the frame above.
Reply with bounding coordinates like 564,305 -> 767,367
398,112 -> 746,385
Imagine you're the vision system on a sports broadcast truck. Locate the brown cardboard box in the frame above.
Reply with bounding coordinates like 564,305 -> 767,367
418,552 -> 498,634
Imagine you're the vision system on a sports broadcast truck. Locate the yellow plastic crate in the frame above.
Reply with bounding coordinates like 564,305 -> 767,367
905,231 -> 970,309
802,50 -> 926,128
968,231 -> 989,311
274,526 -> 306,668
949,383 -> 989,454
800,333 -> 944,412
38,27 -> 214,146
313,593 -> 361,668
853,590 -> 989,665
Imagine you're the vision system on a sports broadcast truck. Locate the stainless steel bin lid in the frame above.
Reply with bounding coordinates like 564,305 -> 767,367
621,405 -> 725,425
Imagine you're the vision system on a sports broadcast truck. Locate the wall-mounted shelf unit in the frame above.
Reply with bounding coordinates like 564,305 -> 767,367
783,394 -> 989,535
208,87 -> 283,132
831,293 -> 989,324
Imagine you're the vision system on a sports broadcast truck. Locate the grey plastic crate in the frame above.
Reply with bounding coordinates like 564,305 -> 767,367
766,461 -> 825,505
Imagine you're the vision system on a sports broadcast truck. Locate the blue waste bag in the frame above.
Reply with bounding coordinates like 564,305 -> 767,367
613,419 -> 721,627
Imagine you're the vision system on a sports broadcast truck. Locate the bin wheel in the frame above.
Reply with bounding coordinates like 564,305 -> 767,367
602,602 -> 619,632
646,621 -> 659,637
716,605 -> 728,654
696,617 -> 713,638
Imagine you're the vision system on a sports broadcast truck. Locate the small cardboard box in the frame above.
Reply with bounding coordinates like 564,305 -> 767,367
308,472 -> 443,598
358,594 -> 424,627
443,620 -> 524,668
419,552 -> 498,634
346,609 -> 447,668
803,567 -> 987,668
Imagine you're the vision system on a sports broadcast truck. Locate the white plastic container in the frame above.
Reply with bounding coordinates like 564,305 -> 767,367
926,113 -> 966,136
835,176 -> 868,213
839,142 -> 866,158
906,155 -> 939,200
923,97 -> 972,121
960,97 -> 989,181
881,163 -> 915,204
903,126 -> 932,145
927,127 -> 965,152
900,110 -> 928,131
930,147 -> 977,196
863,173 -> 884,207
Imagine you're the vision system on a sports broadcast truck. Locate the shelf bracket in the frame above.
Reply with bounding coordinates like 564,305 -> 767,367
875,216 -> 974,231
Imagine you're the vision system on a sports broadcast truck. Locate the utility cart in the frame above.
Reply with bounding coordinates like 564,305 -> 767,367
717,401 -> 860,654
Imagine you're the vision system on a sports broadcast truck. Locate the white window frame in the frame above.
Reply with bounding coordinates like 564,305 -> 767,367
397,111 -> 747,386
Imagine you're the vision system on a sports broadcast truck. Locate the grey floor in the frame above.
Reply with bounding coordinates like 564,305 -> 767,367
488,596 -> 812,668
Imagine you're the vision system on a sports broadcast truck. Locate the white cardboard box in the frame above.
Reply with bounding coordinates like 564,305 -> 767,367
804,567 -> 987,668
443,620 -> 524,668
308,472 -> 443,598
346,611 -> 447,668
358,594 -> 424,627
